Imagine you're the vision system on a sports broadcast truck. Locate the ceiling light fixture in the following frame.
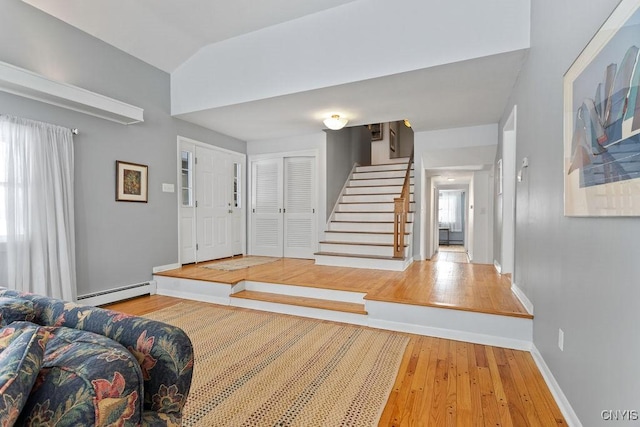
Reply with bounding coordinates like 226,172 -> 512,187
323,114 -> 348,130
403,119 -> 412,128
447,178 -> 455,181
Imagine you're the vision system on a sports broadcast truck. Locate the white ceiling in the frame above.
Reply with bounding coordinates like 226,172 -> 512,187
22,0 -> 528,142
23,0 -> 358,73
176,50 -> 527,141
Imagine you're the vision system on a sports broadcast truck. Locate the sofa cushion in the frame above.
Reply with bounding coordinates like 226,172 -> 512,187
0,297 -> 35,327
0,322 -> 50,427
16,325 -> 144,426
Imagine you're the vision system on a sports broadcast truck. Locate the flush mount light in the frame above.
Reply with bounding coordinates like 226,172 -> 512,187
447,178 -> 455,181
323,114 -> 348,130
403,119 -> 412,128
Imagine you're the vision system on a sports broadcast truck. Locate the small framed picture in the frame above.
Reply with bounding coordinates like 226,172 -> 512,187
116,160 -> 148,202
368,123 -> 383,141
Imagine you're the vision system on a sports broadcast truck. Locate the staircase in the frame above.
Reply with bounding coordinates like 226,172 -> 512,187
314,162 -> 414,271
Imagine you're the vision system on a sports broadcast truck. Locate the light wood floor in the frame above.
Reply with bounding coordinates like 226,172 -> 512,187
156,258 -> 531,319
105,295 -> 565,426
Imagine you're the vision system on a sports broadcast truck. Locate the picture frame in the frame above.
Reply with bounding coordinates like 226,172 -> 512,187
564,0 -> 640,216
116,160 -> 148,202
390,129 -> 396,153
368,123 -> 383,141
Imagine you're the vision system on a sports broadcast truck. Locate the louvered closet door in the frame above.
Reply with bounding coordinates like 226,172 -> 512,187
251,158 -> 284,257
283,157 -> 315,259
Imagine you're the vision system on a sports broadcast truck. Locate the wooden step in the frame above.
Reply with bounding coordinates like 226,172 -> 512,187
231,290 -> 367,315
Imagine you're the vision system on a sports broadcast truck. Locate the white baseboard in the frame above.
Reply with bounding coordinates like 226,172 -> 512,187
530,345 -> 582,426
494,260 -> 502,274
77,281 -> 157,306
511,282 -> 534,315
152,263 -> 180,273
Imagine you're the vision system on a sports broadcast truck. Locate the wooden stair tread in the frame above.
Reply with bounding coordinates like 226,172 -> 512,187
231,290 -> 367,315
336,211 -> 416,214
320,241 -> 408,247
314,251 -> 408,261
339,201 -> 415,205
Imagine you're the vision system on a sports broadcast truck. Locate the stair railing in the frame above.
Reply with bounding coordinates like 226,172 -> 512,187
393,149 -> 414,258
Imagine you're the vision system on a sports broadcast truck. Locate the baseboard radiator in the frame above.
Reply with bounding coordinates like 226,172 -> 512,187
76,281 -> 156,307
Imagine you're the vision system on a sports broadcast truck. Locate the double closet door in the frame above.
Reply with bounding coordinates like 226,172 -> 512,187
180,139 -> 245,264
250,156 -> 316,259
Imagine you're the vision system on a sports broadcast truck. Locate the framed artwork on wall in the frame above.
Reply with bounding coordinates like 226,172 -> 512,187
368,123 -> 383,141
564,0 -> 640,216
116,160 -> 148,202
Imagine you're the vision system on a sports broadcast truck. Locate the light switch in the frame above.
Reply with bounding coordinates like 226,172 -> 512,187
162,183 -> 175,193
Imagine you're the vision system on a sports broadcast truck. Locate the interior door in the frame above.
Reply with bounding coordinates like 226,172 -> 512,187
196,146 -> 232,262
250,158 -> 283,256
283,157 -> 316,258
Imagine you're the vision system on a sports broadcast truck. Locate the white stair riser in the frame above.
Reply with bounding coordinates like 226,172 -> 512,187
324,232 -> 400,244
314,254 -> 410,271
342,194 -> 414,203
355,164 -> 413,173
352,171 -> 413,180
333,212 -> 414,222
349,177 -> 414,187
319,243 -> 408,257
345,185 -> 414,195
338,202 -> 415,212
328,222 -> 413,233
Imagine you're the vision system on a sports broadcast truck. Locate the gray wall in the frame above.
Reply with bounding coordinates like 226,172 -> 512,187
325,127 -> 370,219
0,1 -> 245,296
498,0 -> 640,424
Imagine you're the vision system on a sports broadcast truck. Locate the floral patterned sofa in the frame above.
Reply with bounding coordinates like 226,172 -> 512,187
0,287 -> 194,426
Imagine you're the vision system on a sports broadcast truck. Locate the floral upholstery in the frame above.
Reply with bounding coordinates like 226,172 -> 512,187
0,322 -> 50,427
0,297 -> 35,327
0,288 -> 194,427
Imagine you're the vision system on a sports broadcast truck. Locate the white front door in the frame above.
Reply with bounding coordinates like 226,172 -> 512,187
179,138 -> 246,264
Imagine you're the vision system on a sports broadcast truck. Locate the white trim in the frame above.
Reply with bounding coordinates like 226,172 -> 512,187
76,281 -> 156,306
511,282 -> 534,315
230,298 -> 368,326
152,263 -> 181,273
243,281 -> 366,304
494,260 -> 502,273
0,60 -> 143,124
154,275 -> 232,305
531,345 -> 582,427
368,318 -> 532,351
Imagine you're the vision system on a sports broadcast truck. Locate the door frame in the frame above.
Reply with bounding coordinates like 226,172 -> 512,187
247,149 -> 319,256
177,136 -> 247,265
500,105 -> 517,277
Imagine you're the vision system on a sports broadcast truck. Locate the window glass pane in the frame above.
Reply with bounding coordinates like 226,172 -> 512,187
180,150 -> 193,207
233,163 -> 241,208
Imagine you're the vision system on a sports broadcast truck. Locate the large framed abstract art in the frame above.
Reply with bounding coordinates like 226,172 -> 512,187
564,0 -> 640,216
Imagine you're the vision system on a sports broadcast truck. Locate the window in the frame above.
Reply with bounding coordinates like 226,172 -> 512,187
439,190 -> 464,232
181,150 -> 193,207
233,162 -> 241,208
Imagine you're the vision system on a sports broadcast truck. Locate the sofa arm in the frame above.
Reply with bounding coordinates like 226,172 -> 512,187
0,288 -> 194,426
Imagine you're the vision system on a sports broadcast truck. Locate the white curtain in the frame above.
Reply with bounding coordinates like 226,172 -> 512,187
0,115 -> 76,300
438,190 -> 463,232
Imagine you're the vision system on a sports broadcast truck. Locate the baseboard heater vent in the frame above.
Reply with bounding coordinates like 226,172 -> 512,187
76,281 -> 156,307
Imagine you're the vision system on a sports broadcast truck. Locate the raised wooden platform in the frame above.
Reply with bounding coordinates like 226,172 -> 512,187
155,257 -> 530,319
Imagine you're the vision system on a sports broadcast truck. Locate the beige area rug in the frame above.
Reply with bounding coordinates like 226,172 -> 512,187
145,302 -> 409,427
201,256 -> 280,271
439,244 -> 466,253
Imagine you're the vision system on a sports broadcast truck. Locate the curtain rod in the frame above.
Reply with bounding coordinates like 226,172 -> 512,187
71,128 -> 79,135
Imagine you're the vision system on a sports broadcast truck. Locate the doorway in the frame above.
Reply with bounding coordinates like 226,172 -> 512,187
437,189 -> 468,262
178,137 -> 246,264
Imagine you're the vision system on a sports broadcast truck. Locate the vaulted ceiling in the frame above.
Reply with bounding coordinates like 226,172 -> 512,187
23,0 -> 530,142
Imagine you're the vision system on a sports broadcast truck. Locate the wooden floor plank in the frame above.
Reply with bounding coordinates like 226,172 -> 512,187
104,295 -> 563,427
